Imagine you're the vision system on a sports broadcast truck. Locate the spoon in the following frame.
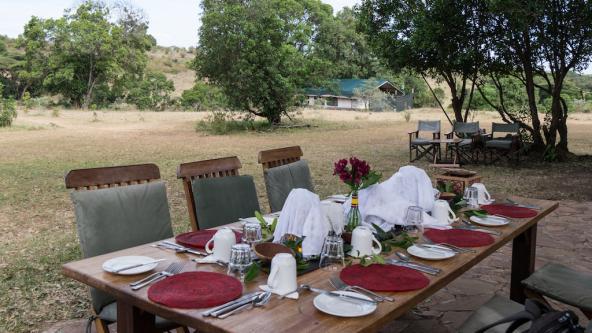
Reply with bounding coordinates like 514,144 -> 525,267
217,291 -> 271,319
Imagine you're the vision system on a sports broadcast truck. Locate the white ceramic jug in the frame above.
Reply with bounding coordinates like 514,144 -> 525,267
205,228 -> 236,262
432,200 -> 457,225
267,253 -> 297,294
350,226 -> 382,257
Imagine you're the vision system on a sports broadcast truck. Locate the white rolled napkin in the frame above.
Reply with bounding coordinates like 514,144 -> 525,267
273,189 -> 331,256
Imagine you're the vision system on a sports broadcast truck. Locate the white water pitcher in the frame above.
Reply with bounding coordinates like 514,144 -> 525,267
432,199 -> 457,225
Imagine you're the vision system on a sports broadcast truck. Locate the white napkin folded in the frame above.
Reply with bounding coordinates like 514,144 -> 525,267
273,189 -> 331,256
320,201 -> 345,235
258,285 -> 299,300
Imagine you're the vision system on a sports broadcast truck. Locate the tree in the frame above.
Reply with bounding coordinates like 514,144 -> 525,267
19,1 -> 156,108
15,17 -> 49,99
313,8 -> 383,79
193,0 -> 333,124
0,82 -> 17,127
479,0 -> 592,159
358,0 -> 489,123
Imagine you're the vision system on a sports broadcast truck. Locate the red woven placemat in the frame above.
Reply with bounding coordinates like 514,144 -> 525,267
175,230 -> 242,249
340,264 -> 429,292
147,272 -> 242,309
424,229 -> 494,247
481,204 -> 538,219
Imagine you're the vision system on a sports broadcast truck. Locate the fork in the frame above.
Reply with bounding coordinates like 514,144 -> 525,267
130,262 -> 185,291
329,276 -> 393,302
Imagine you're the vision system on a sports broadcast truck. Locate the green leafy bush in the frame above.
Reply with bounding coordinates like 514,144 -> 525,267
195,111 -> 271,135
0,83 -> 17,127
180,82 -> 228,111
127,72 -> 174,111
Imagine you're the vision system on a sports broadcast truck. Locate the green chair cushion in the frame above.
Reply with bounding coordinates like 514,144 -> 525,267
458,295 -> 529,333
264,160 -> 315,212
70,181 -> 173,312
411,138 -> 432,145
485,139 -> 513,150
98,302 -> 179,330
192,175 -> 261,229
522,263 -> 592,312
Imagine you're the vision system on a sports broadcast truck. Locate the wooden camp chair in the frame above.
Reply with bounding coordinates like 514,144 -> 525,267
65,164 -> 188,333
177,156 -> 242,231
408,120 -> 441,162
258,146 -> 303,170
446,121 -> 484,164
484,122 -> 521,164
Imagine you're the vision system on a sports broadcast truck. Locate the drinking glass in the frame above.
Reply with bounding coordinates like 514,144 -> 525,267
464,186 -> 480,209
227,244 -> 252,282
319,235 -> 345,272
242,221 -> 262,258
405,206 -> 424,233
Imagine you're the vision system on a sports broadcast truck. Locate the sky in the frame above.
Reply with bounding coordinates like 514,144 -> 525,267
0,0 -> 360,47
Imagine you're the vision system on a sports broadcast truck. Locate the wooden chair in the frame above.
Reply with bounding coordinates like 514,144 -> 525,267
65,163 -> 188,333
445,121 -> 484,164
258,146 -> 303,170
484,122 -> 521,164
65,163 -> 161,190
408,120 -> 441,162
177,156 -> 242,231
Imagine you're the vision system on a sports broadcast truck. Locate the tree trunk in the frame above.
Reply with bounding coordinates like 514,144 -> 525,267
523,67 -> 545,151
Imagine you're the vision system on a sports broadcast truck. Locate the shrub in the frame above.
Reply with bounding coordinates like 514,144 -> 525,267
403,111 -> 411,122
181,82 -> 228,111
127,72 -> 175,111
22,91 -> 33,112
195,111 -> 270,135
0,83 -> 17,127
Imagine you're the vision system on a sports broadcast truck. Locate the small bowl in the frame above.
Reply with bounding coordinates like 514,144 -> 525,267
253,242 -> 294,261
439,192 -> 456,201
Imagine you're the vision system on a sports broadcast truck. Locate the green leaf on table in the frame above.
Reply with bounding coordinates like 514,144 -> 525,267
244,262 -> 260,282
270,217 -> 278,233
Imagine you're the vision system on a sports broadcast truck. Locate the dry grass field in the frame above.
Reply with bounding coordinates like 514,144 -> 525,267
1,108 -> 591,332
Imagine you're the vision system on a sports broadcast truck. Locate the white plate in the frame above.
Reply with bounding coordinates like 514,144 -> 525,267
325,194 -> 348,203
313,291 -> 377,317
470,215 -> 509,227
102,256 -> 159,275
407,244 -> 456,261
240,216 -> 276,225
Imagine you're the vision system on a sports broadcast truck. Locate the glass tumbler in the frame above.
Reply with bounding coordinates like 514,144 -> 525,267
319,235 -> 345,272
405,206 -> 424,233
242,221 -> 262,258
464,186 -> 480,209
227,243 -> 252,282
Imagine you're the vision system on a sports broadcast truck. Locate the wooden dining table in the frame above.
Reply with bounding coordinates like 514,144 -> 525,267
62,195 -> 558,333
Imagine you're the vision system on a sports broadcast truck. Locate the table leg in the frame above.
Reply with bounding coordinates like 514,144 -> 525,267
510,224 -> 537,303
117,299 -> 157,333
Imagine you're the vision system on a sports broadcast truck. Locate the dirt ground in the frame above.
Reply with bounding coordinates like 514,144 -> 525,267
1,108 -> 591,332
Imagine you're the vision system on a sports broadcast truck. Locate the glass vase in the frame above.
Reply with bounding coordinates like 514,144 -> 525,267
346,191 -> 361,232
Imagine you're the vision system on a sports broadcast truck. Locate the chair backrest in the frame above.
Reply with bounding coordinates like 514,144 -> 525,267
258,146 -> 303,170
177,156 -> 242,230
492,122 -> 519,137
418,120 -> 441,133
66,164 -> 173,313
65,163 -> 161,190
454,121 -> 480,134
264,159 -> 315,212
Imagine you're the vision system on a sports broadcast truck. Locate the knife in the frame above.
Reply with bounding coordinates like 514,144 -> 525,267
160,241 -> 208,256
202,292 -> 260,317
387,259 -> 440,275
112,259 -> 166,273
506,198 -> 541,210
454,226 -> 501,236
307,287 -> 378,305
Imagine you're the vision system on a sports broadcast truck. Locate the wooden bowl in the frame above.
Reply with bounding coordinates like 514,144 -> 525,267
439,192 -> 457,201
253,242 -> 294,261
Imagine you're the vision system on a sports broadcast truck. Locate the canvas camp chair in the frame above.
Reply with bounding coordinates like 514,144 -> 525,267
459,263 -> 592,333
484,122 -> 521,164
65,164 -> 188,333
446,121 -> 483,164
408,120 -> 441,162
